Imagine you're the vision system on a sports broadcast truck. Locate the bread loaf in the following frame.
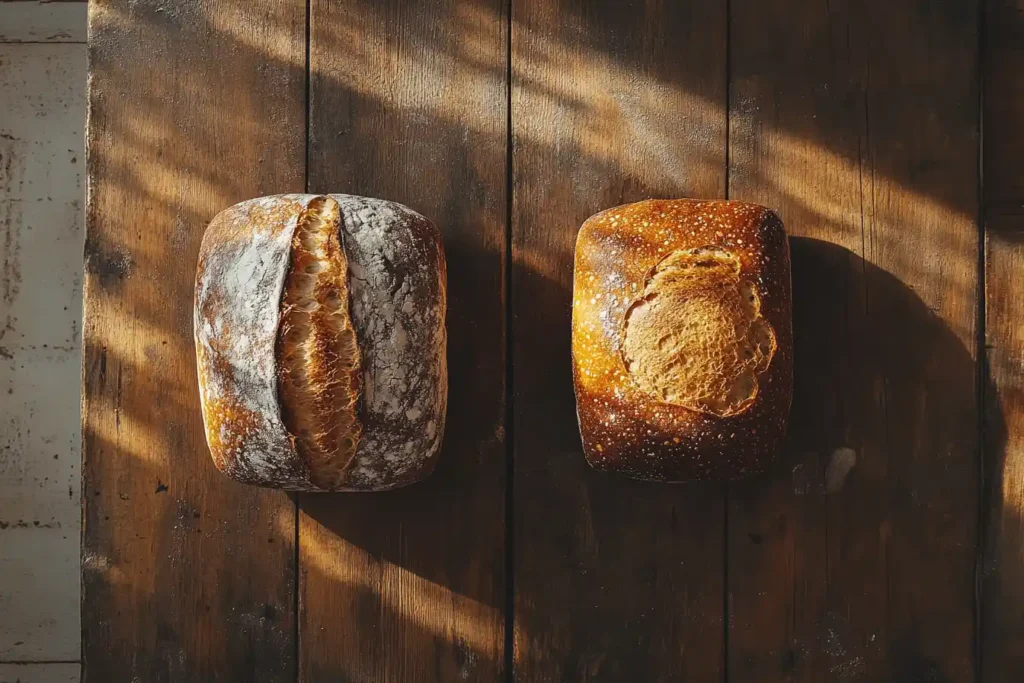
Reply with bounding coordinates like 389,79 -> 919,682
572,199 -> 792,481
194,194 -> 447,491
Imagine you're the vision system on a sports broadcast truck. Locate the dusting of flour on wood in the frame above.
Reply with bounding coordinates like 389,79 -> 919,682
825,447 -> 856,494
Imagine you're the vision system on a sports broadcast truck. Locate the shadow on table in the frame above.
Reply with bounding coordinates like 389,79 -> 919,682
298,241 -> 507,682
727,236 -> 1000,681
80,0 -> 1019,680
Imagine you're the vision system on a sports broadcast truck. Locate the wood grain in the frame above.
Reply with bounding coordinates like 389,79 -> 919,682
983,0 -> 1024,212
82,2 -> 305,680
511,0 -> 727,680
299,1 -> 508,681
728,0 -> 980,680
981,0 -> 1024,678
982,215 -> 1024,680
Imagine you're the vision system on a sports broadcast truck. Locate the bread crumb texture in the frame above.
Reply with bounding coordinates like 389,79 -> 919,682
572,199 -> 792,481
623,247 -> 776,417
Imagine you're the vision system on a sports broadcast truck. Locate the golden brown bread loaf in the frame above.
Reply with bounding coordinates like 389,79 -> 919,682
572,199 -> 792,481
194,194 -> 447,491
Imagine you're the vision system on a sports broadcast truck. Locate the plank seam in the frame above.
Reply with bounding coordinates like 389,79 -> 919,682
723,0 -> 732,680
975,0 -> 988,680
296,1 -> 311,681
504,1 -> 515,681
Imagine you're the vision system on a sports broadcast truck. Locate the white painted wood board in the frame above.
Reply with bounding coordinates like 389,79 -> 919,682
0,664 -> 79,683
0,2 -> 87,44
0,39 -> 84,663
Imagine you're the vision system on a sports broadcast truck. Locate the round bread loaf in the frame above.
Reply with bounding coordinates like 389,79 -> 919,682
572,199 -> 792,481
194,194 -> 447,491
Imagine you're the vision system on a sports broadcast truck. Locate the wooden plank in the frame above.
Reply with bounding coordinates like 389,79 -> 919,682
728,0 -> 980,680
980,1 -> 1024,678
511,0 -> 727,680
0,41 -> 83,662
983,0 -> 1024,211
983,216 -> 1024,680
299,1 -> 508,681
82,2 -> 305,681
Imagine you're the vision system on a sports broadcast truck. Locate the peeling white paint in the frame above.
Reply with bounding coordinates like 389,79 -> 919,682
0,663 -> 79,683
0,2 -> 88,44
0,1 -> 84,671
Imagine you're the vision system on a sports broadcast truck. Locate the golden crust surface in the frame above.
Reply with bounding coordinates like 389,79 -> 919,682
195,195 -> 314,488
572,199 -> 793,481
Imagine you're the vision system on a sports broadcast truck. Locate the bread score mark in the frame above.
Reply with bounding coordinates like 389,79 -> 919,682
276,196 -> 364,489
621,246 -> 776,418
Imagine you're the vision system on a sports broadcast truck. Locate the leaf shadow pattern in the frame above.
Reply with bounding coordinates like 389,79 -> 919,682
83,0 -> 1008,681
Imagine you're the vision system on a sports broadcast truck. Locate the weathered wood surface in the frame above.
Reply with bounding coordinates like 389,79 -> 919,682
981,0 -> 1024,679
510,0 -> 728,680
728,1 -> 981,681
83,2 -> 306,681
299,0 -> 508,681
83,0 -> 1022,681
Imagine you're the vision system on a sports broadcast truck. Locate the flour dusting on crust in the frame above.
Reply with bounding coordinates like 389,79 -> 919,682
333,194 -> 447,491
195,194 -> 447,492
195,195 -> 313,488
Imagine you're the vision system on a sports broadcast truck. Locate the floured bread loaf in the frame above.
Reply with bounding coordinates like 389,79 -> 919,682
572,199 -> 792,481
194,194 -> 447,491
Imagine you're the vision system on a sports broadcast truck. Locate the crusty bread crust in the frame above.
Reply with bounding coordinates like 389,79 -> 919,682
195,194 -> 447,491
277,197 -> 363,490
572,199 -> 793,481
195,195 -> 315,488
333,194 -> 448,490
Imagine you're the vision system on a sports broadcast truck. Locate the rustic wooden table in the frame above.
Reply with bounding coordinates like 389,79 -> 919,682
82,0 -> 1022,681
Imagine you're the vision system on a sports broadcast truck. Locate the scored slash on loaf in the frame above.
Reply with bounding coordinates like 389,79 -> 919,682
194,194 -> 447,492
571,199 -> 793,481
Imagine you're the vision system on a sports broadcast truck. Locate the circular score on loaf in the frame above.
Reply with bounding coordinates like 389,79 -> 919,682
571,199 -> 793,481
194,194 -> 447,492
621,246 -> 777,418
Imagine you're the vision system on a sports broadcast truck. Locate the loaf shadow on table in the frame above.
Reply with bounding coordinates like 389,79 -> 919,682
511,233 -> 1002,681
978,218 -> 1023,675
728,235 -> 1002,680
